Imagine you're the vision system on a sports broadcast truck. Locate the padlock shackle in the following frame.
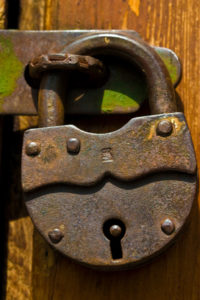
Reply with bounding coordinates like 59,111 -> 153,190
38,72 -> 66,127
65,33 -> 176,115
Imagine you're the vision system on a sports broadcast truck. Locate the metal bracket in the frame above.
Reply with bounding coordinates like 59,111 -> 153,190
0,30 -> 181,115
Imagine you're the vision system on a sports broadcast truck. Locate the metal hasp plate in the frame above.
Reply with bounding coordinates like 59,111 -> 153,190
0,30 -> 181,115
21,30 -> 197,270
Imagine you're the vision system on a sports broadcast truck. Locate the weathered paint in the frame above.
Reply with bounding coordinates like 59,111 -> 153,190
77,50 -> 179,113
0,31 -> 180,116
90,61 -> 146,113
162,57 -> 178,85
0,36 -> 23,110
156,48 -> 180,86
101,89 -> 140,113
67,59 -> 147,114
68,50 -> 179,114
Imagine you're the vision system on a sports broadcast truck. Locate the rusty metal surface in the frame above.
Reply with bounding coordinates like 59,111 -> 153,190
38,72 -> 66,127
29,52 -> 106,80
35,31 -> 178,129
0,30 -> 181,115
36,53 -> 106,127
22,112 -> 196,192
23,109 -> 197,270
24,173 -> 197,270
65,32 -> 176,115
21,30 -> 196,270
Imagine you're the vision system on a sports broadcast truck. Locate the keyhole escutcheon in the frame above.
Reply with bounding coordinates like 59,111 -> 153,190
103,219 -> 126,260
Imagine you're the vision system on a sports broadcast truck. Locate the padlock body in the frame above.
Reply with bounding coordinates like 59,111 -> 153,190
22,113 -> 197,270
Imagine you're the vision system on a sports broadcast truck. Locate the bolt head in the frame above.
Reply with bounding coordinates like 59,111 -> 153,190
109,224 -> 122,238
26,141 -> 40,156
67,138 -> 80,154
48,228 -> 64,244
161,218 -> 175,235
157,120 -> 173,136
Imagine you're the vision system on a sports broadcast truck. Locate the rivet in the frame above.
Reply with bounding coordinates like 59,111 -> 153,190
109,224 -> 122,238
26,141 -> 41,156
157,120 -> 173,136
48,228 -> 64,244
67,138 -> 80,154
161,218 -> 175,235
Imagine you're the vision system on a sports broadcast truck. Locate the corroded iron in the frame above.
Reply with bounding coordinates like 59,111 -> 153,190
67,137 -> 80,154
25,141 -> 41,156
21,31 -> 197,270
0,30 -> 181,115
24,174 -> 196,270
29,52 -> 106,80
161,218 -> 175,235
22,113 -> 196,191
38,72 -> 66,127
64,33 -> 177,115
48,228 -> 64,244
156,119 -> 173,136
109,225 -> 122,238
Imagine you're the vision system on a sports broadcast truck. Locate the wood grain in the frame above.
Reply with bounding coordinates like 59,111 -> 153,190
0,0 -> 5,28
0,0 -> 5,296
4,128 -> 33,300
5,0 -> 200,299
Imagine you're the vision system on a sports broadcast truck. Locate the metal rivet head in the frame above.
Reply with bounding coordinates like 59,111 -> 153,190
109,224 -> 122,238
48,228 -> 64,244
67,138 -> 80,154
161,218 -> 175,235
26,141 -> 41,156
157,120 -> 173,136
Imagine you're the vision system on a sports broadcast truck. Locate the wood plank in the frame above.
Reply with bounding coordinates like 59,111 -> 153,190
0,1 -> 14,299
0,0 -> 5,28
4,127 -> 34,300
5,0 -> 200,299
3,1 -> 34,298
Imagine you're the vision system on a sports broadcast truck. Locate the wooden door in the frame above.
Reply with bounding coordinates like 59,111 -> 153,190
2,1 -> 200,299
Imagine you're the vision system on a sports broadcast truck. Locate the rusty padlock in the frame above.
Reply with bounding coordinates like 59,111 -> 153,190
22,33 -> 197,270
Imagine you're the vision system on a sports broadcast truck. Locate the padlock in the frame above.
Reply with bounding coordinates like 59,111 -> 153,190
22,33 -> 197,270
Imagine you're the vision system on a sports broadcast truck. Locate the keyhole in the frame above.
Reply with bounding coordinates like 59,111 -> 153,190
103,219 -> 126,260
